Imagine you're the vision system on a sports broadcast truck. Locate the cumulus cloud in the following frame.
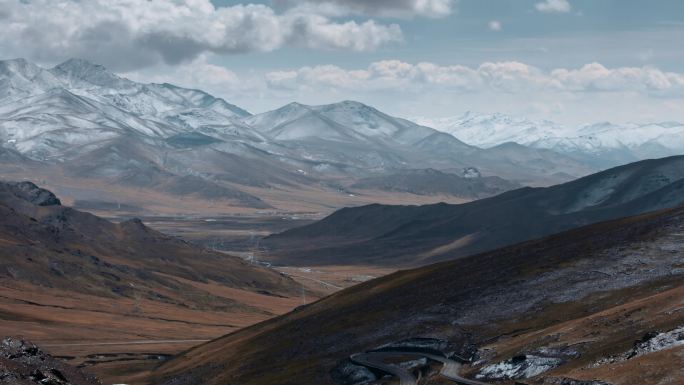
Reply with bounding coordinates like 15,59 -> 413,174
535,0 -> 571,13
278,0 -> 456,18
264,60 -> 684,96
550,62 -> 684,92
124,55 -> 254,100
0,0 -> 402,71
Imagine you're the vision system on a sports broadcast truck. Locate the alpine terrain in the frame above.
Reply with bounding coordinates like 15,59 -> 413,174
413,112 -> 684,169
0,58 -> 597,215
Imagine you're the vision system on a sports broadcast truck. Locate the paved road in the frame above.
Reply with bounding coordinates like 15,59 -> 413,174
420,353 -> 490,385
350,350 -> 490,385
350,352 -> 416,385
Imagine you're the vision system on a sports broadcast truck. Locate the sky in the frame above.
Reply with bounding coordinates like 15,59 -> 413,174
2,0 -> 684,125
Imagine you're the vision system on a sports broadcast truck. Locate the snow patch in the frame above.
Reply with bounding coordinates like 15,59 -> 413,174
593,325 -> 684,367
477,355 -> 563,380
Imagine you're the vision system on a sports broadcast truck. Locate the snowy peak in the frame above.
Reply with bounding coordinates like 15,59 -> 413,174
0,58 -> 63,100
411,111 -> 684,168
145,82 -> 250,118
50,58 -> 131,90
313,100 -> 399,135
0,58 -> 42,78
246,100 -> 439,145
244,102 -> 312,129
411,111 -> 567,149
0,58 -> 255,159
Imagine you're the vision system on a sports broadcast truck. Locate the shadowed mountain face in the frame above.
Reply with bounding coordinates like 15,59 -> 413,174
264,156 -> 684,266
151,204 -> 684,385
0,58 -> 597,213
0,180 -> 298,304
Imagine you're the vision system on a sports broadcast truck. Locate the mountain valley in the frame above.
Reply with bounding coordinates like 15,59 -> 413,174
150,203 -> 684,385
0,56 -> 683,385
0,181 -> 318,383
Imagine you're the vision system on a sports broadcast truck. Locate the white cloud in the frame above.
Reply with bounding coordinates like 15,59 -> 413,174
281,0 -> 456,18
0,0 -> 402,71
264,60 -> 684,96
535,0 -> 571,13
550,62 -> 684,92
123,59 -> 684,126
488,20 -> 502,31
123,55 -> 264,102
127,55 -> 239,90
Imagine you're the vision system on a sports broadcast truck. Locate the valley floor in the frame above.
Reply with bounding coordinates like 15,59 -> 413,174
0,214 -> 395,384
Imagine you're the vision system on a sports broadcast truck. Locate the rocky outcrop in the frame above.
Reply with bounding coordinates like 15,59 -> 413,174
476,345 -> 583,381
4,181 -> 61,206
0,337 -> 100,385
592,325 -> 684,367
477,354 -> 563,380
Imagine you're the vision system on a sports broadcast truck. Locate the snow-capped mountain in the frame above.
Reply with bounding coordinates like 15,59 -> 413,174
412,112 -> 684,168
0,58 -> 252,158
411,112 -> 567,149
245,100 -> 447,147
0,58 -> 600,210
241,100 -> 489,177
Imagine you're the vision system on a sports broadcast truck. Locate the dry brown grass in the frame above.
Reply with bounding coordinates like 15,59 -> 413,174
0,279 -> 320,384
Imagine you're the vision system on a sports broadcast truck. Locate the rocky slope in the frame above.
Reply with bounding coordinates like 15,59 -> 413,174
0,337 -> 100,385
264,156 -> 684,266
150,204 -> 684,385
0,180 -> 298,307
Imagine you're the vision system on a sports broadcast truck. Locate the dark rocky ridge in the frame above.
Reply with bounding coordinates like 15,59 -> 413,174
0,337 -> 100,385
265,155 -> 684,266
0,180 -> 298,306
3,181 -> 61,206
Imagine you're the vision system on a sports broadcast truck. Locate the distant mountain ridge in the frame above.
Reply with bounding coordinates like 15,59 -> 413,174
413,112 -> 684,168
350,168 -> 520,198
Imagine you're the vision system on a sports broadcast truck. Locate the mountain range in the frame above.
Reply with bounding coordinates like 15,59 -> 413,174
413,112 -> 684,168
0,58 -> 597,213
2,57 -> 684,385
264,156 -> 684,266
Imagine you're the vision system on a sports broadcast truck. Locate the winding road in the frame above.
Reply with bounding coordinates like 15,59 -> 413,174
351,352 -> 417,385
350,350 -> 490,385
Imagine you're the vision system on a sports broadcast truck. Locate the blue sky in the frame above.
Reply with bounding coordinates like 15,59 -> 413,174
210,0 -> 684,71
3,0 -> 684,124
